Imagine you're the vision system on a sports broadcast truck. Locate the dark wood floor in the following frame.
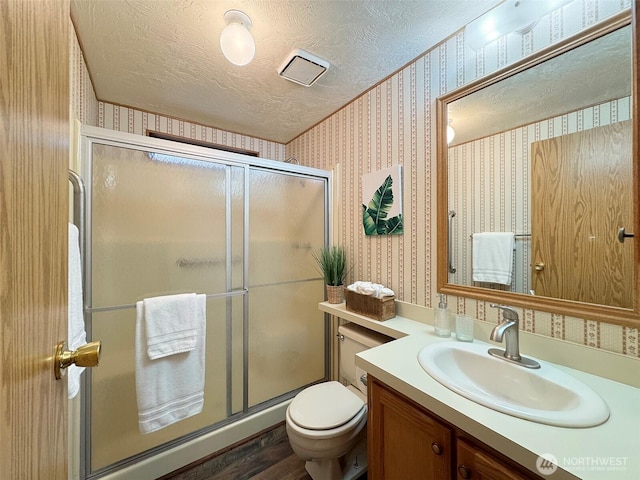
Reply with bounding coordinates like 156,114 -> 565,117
160,423 -> 311,480
160,422 -> 368,480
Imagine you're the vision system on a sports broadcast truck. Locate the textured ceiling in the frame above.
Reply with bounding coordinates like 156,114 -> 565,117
70,0 -> 500,144
448,23 -> 631,146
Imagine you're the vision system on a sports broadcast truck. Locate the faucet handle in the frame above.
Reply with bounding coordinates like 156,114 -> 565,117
489,303 -> 519,321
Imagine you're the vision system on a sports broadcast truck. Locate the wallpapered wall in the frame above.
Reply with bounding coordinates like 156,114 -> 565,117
70,1 -> 638,358
287,0 -> 638,358
448,96 -> 631,295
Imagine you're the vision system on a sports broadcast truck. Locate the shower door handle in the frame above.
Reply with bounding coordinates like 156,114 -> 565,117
54,340 -> 102,379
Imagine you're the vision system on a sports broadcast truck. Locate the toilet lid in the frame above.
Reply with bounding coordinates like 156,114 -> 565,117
289,381 -> 365,430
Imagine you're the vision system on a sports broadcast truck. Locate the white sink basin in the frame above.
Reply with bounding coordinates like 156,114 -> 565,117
417,342 -> 609,427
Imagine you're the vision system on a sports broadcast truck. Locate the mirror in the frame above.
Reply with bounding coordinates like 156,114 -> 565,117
437,8 -> 640,325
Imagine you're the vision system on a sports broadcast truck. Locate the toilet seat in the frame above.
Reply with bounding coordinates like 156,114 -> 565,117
288,381 -> 365,430
286,399 -> 367,441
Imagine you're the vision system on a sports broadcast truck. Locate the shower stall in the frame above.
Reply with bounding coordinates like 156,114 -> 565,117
76,126 -> 331,479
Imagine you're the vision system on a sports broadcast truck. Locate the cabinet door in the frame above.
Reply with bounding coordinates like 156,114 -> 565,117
456,439 -> 536,480
369,379 -> 452,480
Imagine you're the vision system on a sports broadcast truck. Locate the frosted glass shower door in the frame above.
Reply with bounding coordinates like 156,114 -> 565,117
79,130 -> 331,478
87,145 -> 245,473
247,170 -> 327,407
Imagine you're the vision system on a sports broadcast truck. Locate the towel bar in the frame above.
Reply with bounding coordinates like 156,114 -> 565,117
448,211 -> 456,274
68,169 -> 85,260
469,233 -> 531,239
86,289 -> 249,313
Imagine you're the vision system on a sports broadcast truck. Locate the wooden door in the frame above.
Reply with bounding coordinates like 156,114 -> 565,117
531,121 -> 633,308
368,378 -> 452,480
0,1 -> 70,478
456,439 -> 536,480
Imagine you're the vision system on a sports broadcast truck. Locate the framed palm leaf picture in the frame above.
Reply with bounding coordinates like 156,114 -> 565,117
362,165 -> 404,236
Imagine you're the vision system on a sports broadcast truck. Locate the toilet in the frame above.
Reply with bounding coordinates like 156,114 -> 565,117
285,322 -> 391,480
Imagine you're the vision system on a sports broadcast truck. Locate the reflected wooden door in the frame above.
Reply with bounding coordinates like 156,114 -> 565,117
0,1 -> 69,478
531,121 -> 633,308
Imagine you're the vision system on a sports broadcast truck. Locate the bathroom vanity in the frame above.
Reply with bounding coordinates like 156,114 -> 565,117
319,301 -> 640,480
369,376 -> 538,479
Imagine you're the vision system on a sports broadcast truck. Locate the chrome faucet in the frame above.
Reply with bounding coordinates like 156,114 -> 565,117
488,304 -> 540,369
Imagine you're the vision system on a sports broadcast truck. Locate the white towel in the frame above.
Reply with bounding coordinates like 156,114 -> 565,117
143,293 -> 198,360
347,281 -> 395,298
135,294 -> 206,434
68,223 -> 87,399
472,232 -> 515,285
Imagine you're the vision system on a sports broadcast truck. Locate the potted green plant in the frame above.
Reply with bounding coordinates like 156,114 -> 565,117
312,245 -> 347,303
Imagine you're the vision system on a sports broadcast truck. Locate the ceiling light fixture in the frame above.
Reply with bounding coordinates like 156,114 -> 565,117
447,125 -> 456,144
447,120 -> 455,144
220,10 -> 255,66
465,0 -> 573,51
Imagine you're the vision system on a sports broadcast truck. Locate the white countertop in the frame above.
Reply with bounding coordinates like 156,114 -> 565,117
320,301 -> 640,480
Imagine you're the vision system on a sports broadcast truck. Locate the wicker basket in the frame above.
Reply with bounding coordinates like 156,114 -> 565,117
345,289 -> 395,321
326,285 -> 344,304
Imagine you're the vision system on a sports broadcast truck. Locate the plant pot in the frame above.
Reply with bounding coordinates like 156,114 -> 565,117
326,285 -> 344,304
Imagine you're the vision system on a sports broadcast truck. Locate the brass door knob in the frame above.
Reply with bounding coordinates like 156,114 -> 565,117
55,340 -> 101,380
535,262 -> 545,271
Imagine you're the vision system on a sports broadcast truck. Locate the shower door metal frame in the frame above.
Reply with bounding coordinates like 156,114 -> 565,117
78,125 -> 332,479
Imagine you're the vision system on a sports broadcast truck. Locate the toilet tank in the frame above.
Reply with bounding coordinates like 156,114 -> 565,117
338,323 -> 392,391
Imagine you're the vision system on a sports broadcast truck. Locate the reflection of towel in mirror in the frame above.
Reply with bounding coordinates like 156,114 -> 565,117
472,232 -> 515,285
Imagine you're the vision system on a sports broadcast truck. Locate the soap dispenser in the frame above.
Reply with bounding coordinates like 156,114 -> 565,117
434,294 -> 451,337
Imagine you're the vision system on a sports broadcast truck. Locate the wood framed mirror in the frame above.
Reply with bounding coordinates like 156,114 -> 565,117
437,6 -> 639,326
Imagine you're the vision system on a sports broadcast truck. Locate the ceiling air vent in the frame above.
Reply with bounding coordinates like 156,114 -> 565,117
278,49 -> 330,87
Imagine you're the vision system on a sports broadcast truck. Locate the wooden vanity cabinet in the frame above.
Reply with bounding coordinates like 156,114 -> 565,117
368,377 -> 453,479
368,377 -> 542,480
456,438 -> 534,480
